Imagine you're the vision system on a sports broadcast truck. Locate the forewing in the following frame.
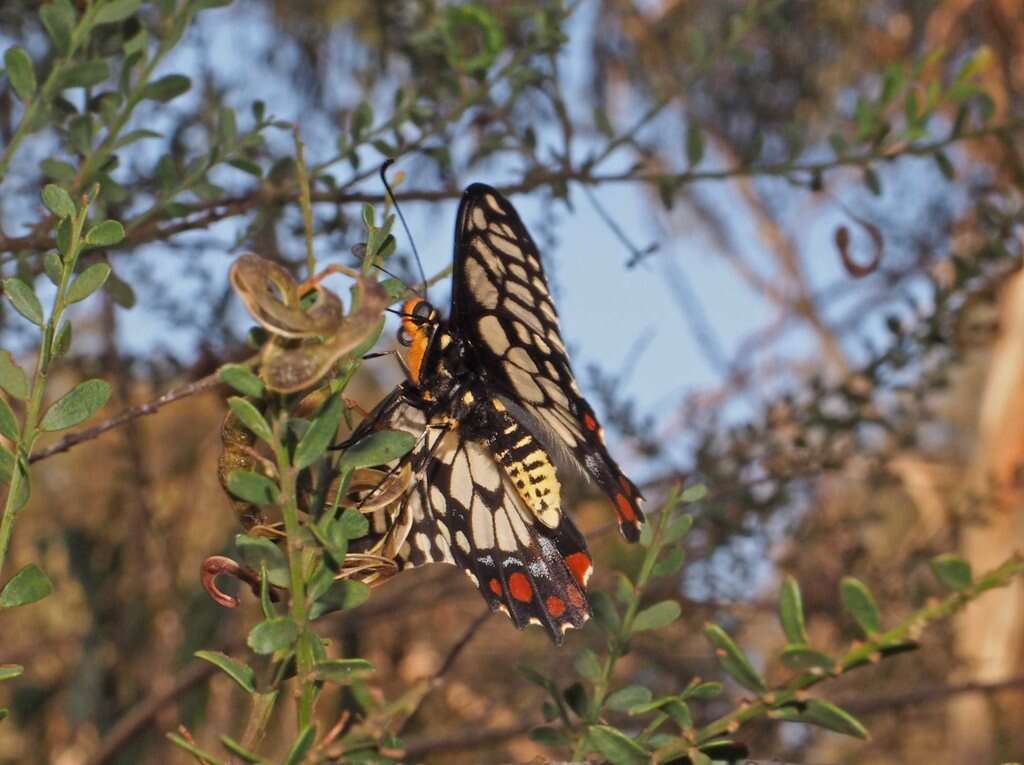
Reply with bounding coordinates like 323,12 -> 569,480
450,183 -> 644,540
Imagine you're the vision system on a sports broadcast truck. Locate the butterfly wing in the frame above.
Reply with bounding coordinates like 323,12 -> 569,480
350,385 -> 593,643
449,184 -> 645,541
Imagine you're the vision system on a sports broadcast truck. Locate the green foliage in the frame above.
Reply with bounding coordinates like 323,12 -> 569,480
0,563 -> 53,608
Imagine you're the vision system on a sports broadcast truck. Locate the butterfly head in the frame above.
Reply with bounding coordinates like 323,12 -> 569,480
398,297 -> 439,385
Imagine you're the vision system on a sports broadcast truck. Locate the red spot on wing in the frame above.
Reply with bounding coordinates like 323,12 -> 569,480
488,578 -> 502,596
546,595 -> 566,617
583,413 -> 598,431
615,493 -> 637,522
508,572 -> 532,602
564,552 -> 592,587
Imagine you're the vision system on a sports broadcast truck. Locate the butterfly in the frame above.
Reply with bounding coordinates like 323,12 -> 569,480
351,183 -> 645,643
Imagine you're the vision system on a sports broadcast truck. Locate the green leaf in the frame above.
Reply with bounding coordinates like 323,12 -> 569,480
703,623 -> 766,693
0,445 -> 15,484
52,320 -> 72,359
105,270 -> 136,308
0,665 -> 23,681
574,648 -> 602,681
219,364 -> 264,398
95,0 -> 141,24
60,60 -> 110,89
235,534 -> 288,587
337,430 -> 416,471
529,725 -> 568,747
142,74 -> 191,102
840,577 -> 882,636
41,159 -> 76,181
684,681 -> 723,699
309,579 -> 370,620
247,617 -> 298,655
686,123 -> 704,167
606,684 -> 652,712
0,353 -> 28,401
219,736 -> 263,763
0,563 -> 53,608
40,379 -> 111,431
294,394 -> 342,470
226,470 -> 278,506
228,397 -> 273,444
778,575 -> 808,644
930,553 -> 973,591
41,184 -> 76,219
651,547 -> 685,578
282,725 -> 315,765
631,600 -> 681,633
3,278 -> 44,327
0,398 -> 17,442
312,658 -> 374,684
780,645 -> 834,671
4,47 -> 36,102
43,252 -> 63,286
66,263 -> 111,304
776,698 -> 869,740
338,507 -> 369,539
586,724 -> 649,765
84,220 -> 125,247
194,650 -> 255,694
40,1 -> 75,56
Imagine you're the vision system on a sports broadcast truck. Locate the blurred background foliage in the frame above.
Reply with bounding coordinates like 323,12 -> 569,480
1,0 -> 1024,763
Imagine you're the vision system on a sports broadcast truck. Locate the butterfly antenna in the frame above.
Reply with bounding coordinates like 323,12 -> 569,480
380,159 -> 429,297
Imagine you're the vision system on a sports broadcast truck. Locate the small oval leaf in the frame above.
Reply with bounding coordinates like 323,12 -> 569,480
0,563 -> 53,608
84,220 -> 125,247
142,74 -> 191,102
840,577 -> 883,636
294,394 -> 342,470
4,47 -> 36,101
586,724 -> 649,765
0,353 -> 28,401
703,623 -> 766,693
0,665 -> 24,681
606,684 -> 652,712
194,650 -> 255,694
337,430 -> 416,471
0,398 -> 18,441
929,554 -> 973,591
227,397 -> 273,444
226,470 -> 279,506
312,658 -> 374,684
632,600 -> 681,633
3,278 -> 44,327
41,184 -> 76,219
39,379 -> 111,431
219,364 -> 264,398
247,617 -> 298,655
780,645 -> 834,671
66,263 -> 111,304
779,575 -> 809,644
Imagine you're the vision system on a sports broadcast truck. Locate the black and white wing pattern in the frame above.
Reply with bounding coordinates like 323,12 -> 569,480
449,184 -> 645,541
354,385 -> 594,644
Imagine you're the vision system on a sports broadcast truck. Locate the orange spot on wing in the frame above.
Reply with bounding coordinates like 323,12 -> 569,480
508,572 -> 532,602
615,493 -> 637,522
565,552 -> 592,586
546,595 -> 566,617
488,578 -> 502,596
583,413 -> 598,431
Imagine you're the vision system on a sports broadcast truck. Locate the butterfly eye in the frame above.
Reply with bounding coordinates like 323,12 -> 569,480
397,327 -> 414,347
412,301 -> 434,321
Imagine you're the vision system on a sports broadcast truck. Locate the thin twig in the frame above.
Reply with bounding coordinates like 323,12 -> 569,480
29,370 -> 225,464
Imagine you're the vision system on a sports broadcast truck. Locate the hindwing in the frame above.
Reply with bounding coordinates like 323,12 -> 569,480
450,184 -> 645,540
352,385 -> 593,643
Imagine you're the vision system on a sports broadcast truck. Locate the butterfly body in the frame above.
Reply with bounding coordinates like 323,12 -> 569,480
354,184 -> 644,643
